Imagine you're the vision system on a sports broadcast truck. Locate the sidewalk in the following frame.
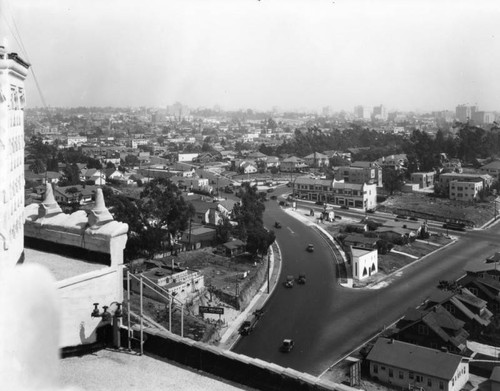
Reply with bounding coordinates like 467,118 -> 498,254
216,241 -> 283,350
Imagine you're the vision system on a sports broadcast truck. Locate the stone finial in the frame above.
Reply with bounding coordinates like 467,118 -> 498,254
38,183 -> 62,218
88,188 -> 113,228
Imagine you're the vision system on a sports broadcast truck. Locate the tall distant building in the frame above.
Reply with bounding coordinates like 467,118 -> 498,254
322,106 -> 334,117
354,105 -> 372,120
456,104 -> 478,122
0,45 -> 29,271
372,104 -> 387,121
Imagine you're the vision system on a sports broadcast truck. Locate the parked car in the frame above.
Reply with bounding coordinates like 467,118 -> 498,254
315,201 -> 324,206
409,217 -> 418,221
306,244 -> 314,252
284,275 -> 294,288
279,201 -> 285,206
340,205 -> 349,210
238,309 -> 265,336
366,209 -> 376,214
297,274 -> 306,284
280,339 -> 294,352
396,215 -> 408,220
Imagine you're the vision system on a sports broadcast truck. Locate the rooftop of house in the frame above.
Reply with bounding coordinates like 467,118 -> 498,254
480,160 -> 500,170
367,337 -> 464,381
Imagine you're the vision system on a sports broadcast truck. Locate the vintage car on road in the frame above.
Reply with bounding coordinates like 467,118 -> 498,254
280,339 -> 294,353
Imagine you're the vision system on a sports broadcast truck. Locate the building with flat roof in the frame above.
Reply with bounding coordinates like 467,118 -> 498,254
294,176 -> 377,210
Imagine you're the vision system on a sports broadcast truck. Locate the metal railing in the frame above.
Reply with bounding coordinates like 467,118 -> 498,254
126,270 -> 186,355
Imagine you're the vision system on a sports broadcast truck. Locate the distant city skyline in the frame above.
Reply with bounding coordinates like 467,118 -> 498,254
3,0 -> 500,112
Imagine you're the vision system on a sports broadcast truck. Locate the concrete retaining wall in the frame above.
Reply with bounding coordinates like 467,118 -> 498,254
127,327 -> 351,391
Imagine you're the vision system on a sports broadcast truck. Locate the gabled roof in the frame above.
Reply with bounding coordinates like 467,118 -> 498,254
464,257 -> 500,273
304,152 -> 329,159
223,239 -> 245,249
367,338 -> 464,381
282,156 -> 305,163
480,160 -> 500,170
190,200 -> 215,214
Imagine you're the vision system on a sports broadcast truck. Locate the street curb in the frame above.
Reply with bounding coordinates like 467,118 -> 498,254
222,242 -> 283,350
363,237 -> 458,289
285,206 -> 460,290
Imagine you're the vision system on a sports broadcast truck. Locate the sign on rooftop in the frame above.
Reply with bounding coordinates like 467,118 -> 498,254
199,306 -> 224,315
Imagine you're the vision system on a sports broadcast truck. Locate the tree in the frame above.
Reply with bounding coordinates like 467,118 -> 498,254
215,217 -> 233,245
59,163 -> 81,186
382,167 -> 405,195
124,154 -> 140,168
29,159 -> 46,174
87,157 -> 102,169
139,178 -> 196,255
246,226 -> 275,258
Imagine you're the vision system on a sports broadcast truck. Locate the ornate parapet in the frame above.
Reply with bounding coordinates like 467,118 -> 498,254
25,186 -> 128,266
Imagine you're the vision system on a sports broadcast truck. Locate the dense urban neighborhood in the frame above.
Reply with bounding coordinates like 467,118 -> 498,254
18,102 -> 500,388
4,2 -> 500,389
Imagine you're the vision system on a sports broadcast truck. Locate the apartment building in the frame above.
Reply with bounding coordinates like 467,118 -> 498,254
449,180 -> 483,202
294,176 -> 377,210
335,161 -> 382,187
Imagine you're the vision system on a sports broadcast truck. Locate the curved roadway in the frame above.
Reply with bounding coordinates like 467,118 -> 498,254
233,187 -> 500,377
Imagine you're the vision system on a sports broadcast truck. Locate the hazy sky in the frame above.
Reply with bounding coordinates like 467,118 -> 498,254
3,0 -> 500,112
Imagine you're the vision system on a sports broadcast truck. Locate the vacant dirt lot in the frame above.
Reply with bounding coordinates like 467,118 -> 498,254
378,192 -> 495,227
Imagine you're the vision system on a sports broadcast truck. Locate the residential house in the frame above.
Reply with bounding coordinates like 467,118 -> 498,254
104,167 -> 124,181
265,156 -> 280,169
367,337 -> 469,391
423,289 -> 493,338
216,199 -> 237,219
479,160 -> 500,181
280,156 -> 308,173
53,185 -> 97,205
463,252 -> 500,282
222,239 -> 246,257
190,200 -> 224,226
458,274 -> 500,315
393,305 -> 470,355
240,161 -> 258,174
246,151 -> 268,162
411,172 -> 435,189
178,153 -> 199,162
179,225 -> 216,250
81,168 -> 106,185
304,152 -> 329,168
351,247 -> 378,281
376,154 -> 407,171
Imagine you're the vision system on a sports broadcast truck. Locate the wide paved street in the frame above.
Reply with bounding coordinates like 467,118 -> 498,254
234,193 -> 500,376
